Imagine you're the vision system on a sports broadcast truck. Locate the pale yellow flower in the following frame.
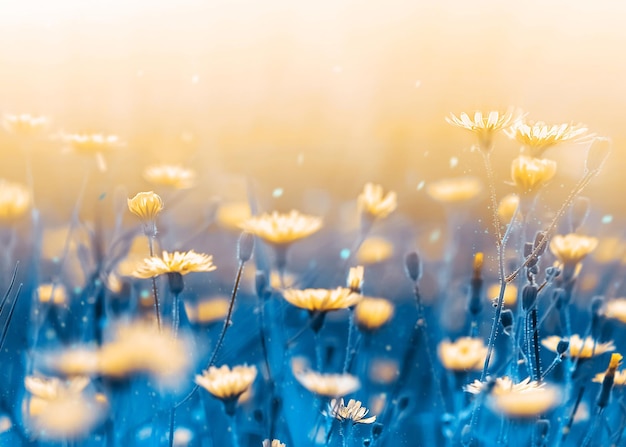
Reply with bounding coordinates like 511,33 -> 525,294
184,297 -> 230,325
23,375 -> 107,440
282,287 -> 361,312
132,250 -> 216,278
426,177 -> 483,204
347,266 -> 364,293
510,156 -> 557,196
241,210 -> 322,245
293,369 -> 360,397
497,194 -> 520,223
3,113 -> 48,136
0,179 -> 30,221
127,191 -> 164,226
143,164 -> 195,189
0,414 -> 11,434
604,299 -> 626,324
465,376 -> 541,396
354,297 -> 394,331
195,365 -> 257,400
506,121 -> 589,157
446,110 -> 515,152
356,237 -> 393,264
550,234 -> 598,267
593,370 -> 626,386
591,237 -> 626,264
37,284 -> 67,305
358,183 -> 397,219
489,384 -> 560,418
327,398 -> 376,424
64,132 -> 120,153
262,440 -> 286,447
217,202 -> 252,230
438,337 -> 489,372
368,359 -> 399,384
541,334 -> 615,358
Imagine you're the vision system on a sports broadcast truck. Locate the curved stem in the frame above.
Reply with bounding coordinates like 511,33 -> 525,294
148,237 -> 162,331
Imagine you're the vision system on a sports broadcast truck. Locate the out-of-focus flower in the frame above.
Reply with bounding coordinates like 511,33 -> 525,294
489,383 -> 560,418
506,121 -> 589,157
465,376 -> 540,395
347,266 -> 364,293
143,164 -> 196,189
195,365 -> 257,401
217,201 -> 252,230
64,132 -> 120,153
0,179 -> 30,222
604,299 -> 626,324
184,297 -> 230,325
354,297 -> 394,331
542,335 -> 615,358
262,440 -> 286,447
426,177 -> 483,204
591,237 -> 626,264
510,156 -> 557,196
132,250 -> 216,278
497,193 -> 520,223
240,210 -> 322,245
438,337 -> 489,371
0,414 -> 11,434
3,113 -> 48,136
550,234 -> 598,268
326,398 -> 376,424
358,183 -> 397,219
293,369 -> 360,397
446,110 -> 515,152
282,287 -> 361,312
368,359 -> 399,384
37,283 -> 67,305
593,370 -> 626,386
487,283 -> 518,308
356,237 -> 393,264
24,375 -> 105,440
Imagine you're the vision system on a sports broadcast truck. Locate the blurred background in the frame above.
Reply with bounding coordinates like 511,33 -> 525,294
0,0 -> 623,221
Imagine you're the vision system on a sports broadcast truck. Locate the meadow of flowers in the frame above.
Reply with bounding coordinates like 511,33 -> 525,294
0,109 -> 623,447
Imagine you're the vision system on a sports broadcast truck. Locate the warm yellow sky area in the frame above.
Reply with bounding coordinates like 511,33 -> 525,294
0,0 -> 624,220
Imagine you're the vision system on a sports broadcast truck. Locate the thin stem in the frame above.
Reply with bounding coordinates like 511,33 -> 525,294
0,283 -> 23,351
531,308 -> 541,381
342,308 -> 355,373
172,292 -> 180,338
168,407 -> 176,447
148,237 -> 162,331
229,414 -> 240,447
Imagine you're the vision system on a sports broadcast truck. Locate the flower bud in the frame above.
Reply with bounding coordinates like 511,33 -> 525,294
404,252 -> 422,282
237,231 -> 255,263
522,285 -> 538,311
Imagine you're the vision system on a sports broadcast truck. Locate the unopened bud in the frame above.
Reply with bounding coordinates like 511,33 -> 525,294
591,296 -> 604,315
501,309 -> 514,334
585,137 -> 611,174
404,252 -> 422,282
556,340 -> 569,355
473,252 -> 484,279
533,232 -> 547,256
372,423 -> 383,439
522,285 -> 538,311
237,231 -> 255,263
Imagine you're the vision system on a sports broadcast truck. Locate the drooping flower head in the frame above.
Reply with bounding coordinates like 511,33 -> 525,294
506,120 -> 589,157
357,183 -> 397,219
132,250 -> 216,278
326,398 -> 377,424
446,110 -> 515,152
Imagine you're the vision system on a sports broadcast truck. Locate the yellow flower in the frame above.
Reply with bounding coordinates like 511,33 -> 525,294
143,164 -> 195,189
240,210 -> 322,245
465,376 -> 541,395
127,191 -> 164,228
497,194 -> 520,223
506,121 -> 589,157
486,283 -> 518,308
541,334 -> 615,358
593,370 -> 626,386
0,179 -> 30,221
438,337 -> 489,371
354,297 -> 394,331
347,266 -> 364,293
64,132 -> 120,153
357,183 -> 397,219
3,113 -> 48,136
510,156 -> 557,196
489,384 -> 560,418
282,287 -> 361,312
549,233 -> 598,267
293,369 -> 360,397
356,237 -> 393,264
24,376 -> 90,402
604,299 -> 626,324
37,284 -> 68,305
327,398 -> 377,424
217,201 -> 252,230
195,365 -> 257,400
426,177 -> 483,204
132,250 -> 216,278
446,110 -> 515,152
184,297 -> 230,325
